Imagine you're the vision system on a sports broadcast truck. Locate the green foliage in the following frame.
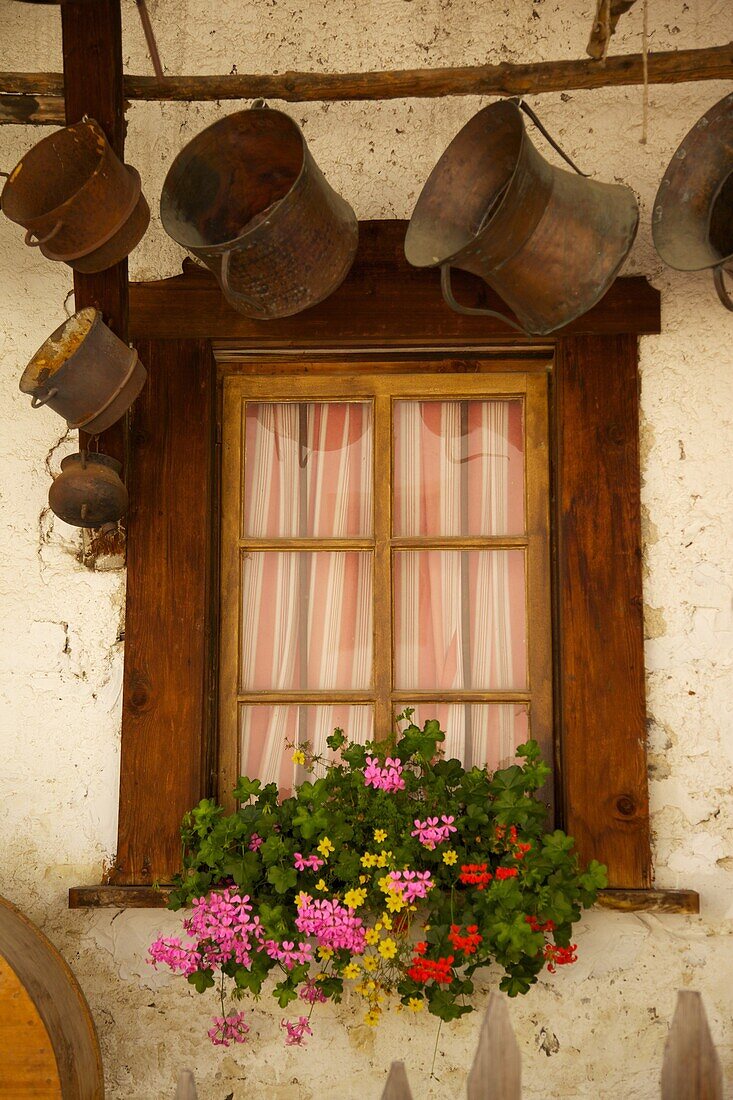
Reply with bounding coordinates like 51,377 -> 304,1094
171,717 -> 606,1026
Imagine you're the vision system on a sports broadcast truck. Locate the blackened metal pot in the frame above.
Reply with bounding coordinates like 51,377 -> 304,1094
48,452 -> 128,528
160,104 -> 358,319
404,99 -> 639,336
20,307 -> 146,434
1,119 -> 149,273
653,92 -> 733,311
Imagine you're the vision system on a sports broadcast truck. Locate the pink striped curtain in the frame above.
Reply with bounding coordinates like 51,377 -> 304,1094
238,397 -> 527,792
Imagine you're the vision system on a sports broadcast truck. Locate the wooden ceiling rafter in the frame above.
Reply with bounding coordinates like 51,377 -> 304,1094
1,41 -> 731,124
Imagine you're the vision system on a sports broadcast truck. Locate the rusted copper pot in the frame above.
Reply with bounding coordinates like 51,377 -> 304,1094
19,307 -> 146,434
160,104 -> 358,319
653,92 -> 733,311
404,99 -> 639,336
1,119 -> 149,273
49,452 -> 127,528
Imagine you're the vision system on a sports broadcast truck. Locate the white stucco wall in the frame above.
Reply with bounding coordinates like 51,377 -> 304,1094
1,1 -> 732,1096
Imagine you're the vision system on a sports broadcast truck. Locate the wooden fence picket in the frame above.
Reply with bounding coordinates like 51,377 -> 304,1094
466,993 -> 521,1100
381,1059 -> 415,1099
174,1069 -> 198,1099
661,991 -> 723,1100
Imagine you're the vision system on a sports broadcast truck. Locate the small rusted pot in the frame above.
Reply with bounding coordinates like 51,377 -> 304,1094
160,104 -> 358,319
653,92 -> 733,311
1,118 -> 149,272
405,99 -> 639,336
49,452 -> 127,528
19,307 -> 147,434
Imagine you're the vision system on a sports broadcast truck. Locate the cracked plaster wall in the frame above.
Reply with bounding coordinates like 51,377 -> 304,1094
1,1 -> 732,1096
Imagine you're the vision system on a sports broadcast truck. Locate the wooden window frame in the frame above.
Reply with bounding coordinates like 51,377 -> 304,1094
68,221 -> 698,914
218,370 -> 552,804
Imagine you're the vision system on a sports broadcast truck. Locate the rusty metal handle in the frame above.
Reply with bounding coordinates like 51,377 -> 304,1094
713,264 -> 733,311
219,250 -> 266,315
30,387 -> 58,409
440,264 -> 527,334
514,99 -> 591,178
24,221 -> 62,248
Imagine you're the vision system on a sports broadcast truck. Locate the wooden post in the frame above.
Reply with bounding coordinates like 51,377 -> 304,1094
381,1061 -> 414,1100
661,991 -> 723,1100
174,1070 -> 198,1099
61,0 -> 128,489
467,994 -> 522,1100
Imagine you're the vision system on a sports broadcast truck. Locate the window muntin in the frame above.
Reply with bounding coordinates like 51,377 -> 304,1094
219,374 -> 551,803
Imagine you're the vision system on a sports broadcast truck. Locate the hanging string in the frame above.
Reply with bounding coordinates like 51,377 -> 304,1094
135,0 -> 165,82
641,0 -> 650,144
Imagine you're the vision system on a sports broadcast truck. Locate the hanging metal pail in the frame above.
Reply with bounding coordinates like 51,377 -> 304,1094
405,99 -> 639,336
20,307 -> 147,435
160,105 -> 358,319
1,118 -> 150,273
49,452 -> 128,529
652,92 -> 733,311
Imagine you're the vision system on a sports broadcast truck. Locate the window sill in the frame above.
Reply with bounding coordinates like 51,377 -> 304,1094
68,885 -> 700,914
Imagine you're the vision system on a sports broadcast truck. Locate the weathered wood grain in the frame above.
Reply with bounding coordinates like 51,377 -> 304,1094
661,991 -> 723,1100
553,334 -> 651,887
128,224 -> 661,343
2,43 -> 732,105
0,895 -> 104,1097
467,994 -> 521,1100
111,339 -> 216,884
597,888 -> 700,914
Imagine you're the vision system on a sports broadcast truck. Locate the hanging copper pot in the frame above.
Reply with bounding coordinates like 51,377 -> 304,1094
1,118 -> 149,273
19,307 -> 146,434
160,103 -> 358,320
404,99 -> 639,336
652,92 -> 733,311
48,452 -> 127,528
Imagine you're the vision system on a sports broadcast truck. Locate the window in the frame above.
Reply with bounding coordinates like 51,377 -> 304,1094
218,373 -> 552,805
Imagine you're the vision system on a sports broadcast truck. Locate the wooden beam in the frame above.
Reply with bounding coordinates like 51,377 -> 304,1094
127,222 -> 661,343
67,885 -> 700,911
61,0 -> 129,560
0,42 -> 731,114
0,93 -> 63,125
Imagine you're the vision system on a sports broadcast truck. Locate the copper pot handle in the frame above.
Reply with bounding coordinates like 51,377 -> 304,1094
513,99 -> 590,178
25,221 -> 62,248
220,250 -> 267,315
30,387 -> 58,409
713,264 -> 733,311
440,264 -> 527,334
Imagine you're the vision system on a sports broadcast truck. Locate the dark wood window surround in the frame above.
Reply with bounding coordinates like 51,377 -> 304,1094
67,222 -> 698,915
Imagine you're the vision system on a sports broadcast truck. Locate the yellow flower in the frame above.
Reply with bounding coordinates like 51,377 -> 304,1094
365,1009 -> 381,1027
373,828 -> 388,843
443,848 -> 458,865
385,892 -> 405,913
318,946 -> 334,960
378,874 -> 393,893
362,955 -> 377,972
344,888 -> 367,909
315,878 -> 327,892
291,748 -> 306,766
295,891 -> 311,908
378,937 -> 397,960
376,849 -> 393,868
361,852 -> 378,868
380,913 -> 393,931
359,875 -> 368,884
408,997 -> 423,1013
365,929 -> 379,946
342,962 -> 360,980
317,837 -> 335,859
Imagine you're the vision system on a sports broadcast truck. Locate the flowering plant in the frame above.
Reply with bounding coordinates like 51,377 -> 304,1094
149,715 -> 606,1047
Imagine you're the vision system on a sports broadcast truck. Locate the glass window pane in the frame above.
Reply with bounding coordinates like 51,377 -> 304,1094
240,551 -> 372,690
397,704 -> 528,772
394,549 -> 526,689
393,399 -> 524,536
240,705 -> 374,796
244,402 -> 373,537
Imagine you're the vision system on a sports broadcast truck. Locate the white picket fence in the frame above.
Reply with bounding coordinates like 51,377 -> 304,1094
174,990 -> 724,1099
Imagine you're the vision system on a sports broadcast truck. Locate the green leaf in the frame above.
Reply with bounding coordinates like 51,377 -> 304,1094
187,969 -> 215,994
267,865 -> 298,894
274,982 -> 298,1009
232,776 -> 262,802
